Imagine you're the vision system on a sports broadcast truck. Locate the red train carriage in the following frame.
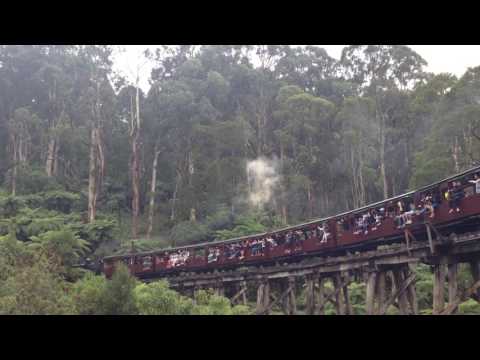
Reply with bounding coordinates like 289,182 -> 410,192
103,166 -> 480,279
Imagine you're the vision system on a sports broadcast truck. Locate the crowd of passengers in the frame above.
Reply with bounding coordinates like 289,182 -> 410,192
133,225 -> 328,267
163,249 -> 190,268
208,224 -> 331,263
343,172 -> 480,234
135,172 -> 480,267
343,195 -> 438,235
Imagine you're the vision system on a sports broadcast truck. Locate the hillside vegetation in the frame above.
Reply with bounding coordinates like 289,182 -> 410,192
1,45 -> 480,314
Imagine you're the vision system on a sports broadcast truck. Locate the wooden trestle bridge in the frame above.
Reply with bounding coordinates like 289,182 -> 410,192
143,224 -> 480,315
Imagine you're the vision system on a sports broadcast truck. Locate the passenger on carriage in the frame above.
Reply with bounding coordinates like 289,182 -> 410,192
317,223 -> 330,243
208,248 -> 220,263
249,238 -> 267,256
283,230 -> 301,253
367,210 -> 377,229
295,230 -> 305,243
353,216 -> 363,235
406,203 -> 416,223
305,228 -> 314,241
362,213 -> 370,234
266,235 -> 278,248
225,243 -> 238,260
374,208 -> 384,227
166,249 -> 190,267
341,218 -> 348,231
469,173 -> 480,194
285,231 -> 293,245
395,200 -> 416,229
354,214 -> 367,235
386,202 -> 396,218
448,181 -> 465,214
170,253 -> 179,267
417,193 -> 435,219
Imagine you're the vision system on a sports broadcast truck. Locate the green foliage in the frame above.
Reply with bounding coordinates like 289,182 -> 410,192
71,272 -> 108,315
115,237 -> 170,256
30,228 -> 90,267
458,299 -> 480,314
169,221 -> 210,246
14,168 -> 62,195
415,264 -> 434,311
0,252 -> 75,315
190,289 -> 251,315
348,282 -> 366,315
134,280 -> 194,315
386,305 -> 401,315
205,205 -> 234,231
73,218 -> 118,246
41,190 -> 81,213
0,229 -> 26,282
101,263 -> 139,315
214,213 -> 268,240
3,45 -> 480,315
0,196 -> 24,218
0,190 -> 80,215
409,142 -> 453,188
0,191 -> 119,262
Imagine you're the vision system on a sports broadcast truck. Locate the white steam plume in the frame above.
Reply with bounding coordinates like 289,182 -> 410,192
246,157 -> 280,209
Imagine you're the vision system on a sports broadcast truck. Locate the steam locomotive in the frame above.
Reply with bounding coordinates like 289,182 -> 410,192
103,166 -> 480,279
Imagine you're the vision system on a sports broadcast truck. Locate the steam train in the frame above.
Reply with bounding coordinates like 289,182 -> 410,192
103,166 -> 480,279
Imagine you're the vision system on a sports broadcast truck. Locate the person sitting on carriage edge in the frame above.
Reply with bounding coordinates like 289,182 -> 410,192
423,193 -> 435,219
449,181 -> 464,213
432,191 -> 441,212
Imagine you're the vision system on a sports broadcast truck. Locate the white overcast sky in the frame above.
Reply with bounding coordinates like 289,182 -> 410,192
113,45 -> 480,92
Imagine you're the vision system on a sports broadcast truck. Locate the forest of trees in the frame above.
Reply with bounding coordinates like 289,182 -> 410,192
2,45 -> 480,314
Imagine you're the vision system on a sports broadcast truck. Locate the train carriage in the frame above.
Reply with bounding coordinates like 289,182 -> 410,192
103,165 -> 480,279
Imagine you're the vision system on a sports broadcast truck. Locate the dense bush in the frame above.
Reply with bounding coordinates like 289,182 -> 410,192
134,280 -> 194,315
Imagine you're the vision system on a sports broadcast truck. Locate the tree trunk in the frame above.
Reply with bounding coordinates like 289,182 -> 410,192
88,127 -> 97,223
131,134 -> 140,239
53,136 -> 59,176
10,132 -> 17,196
45,78 -> 60,178
379,130 -> 388,199
187,147 -> 196,223
171,170 -> 180,221
147,146 -> 161,239
325,189 -> 330,212
279,143 -> 288,225
256,85 -> 267,157
190,208 -> 196,222
97,129 -> 105,187
376,95 -> 389,199
350,146 -> 359,208
45,136 -> 56,177
257,113 -> 263,157
11,162 -> 17,196
281,204 -> 288,226
307,181 -> 313,219
131,86 -> 141,239
358,144 -> 366,205
452,137 -> 460,173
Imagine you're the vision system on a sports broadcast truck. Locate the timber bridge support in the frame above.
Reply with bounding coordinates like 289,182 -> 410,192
155,228 -> 480,315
